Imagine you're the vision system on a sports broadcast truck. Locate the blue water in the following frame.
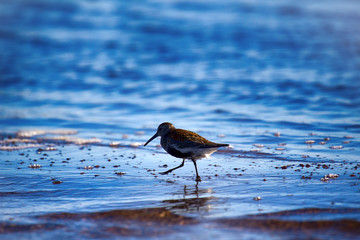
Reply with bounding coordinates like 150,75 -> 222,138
1,0 -> 360,239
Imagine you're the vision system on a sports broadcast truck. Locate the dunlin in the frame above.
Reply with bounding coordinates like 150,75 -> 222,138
144,122 -> 229,181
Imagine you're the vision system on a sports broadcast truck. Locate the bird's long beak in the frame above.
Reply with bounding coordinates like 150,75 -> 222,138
144,132 -> 158,146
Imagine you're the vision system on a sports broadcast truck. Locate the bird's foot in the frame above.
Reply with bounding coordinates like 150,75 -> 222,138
159,170 -> 171,175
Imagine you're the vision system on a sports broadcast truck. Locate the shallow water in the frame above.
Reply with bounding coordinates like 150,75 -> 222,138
1,0 -> 360,239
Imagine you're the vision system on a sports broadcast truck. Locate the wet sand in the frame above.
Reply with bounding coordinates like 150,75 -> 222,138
0,130 -> 359,239
2,208 -> 359,239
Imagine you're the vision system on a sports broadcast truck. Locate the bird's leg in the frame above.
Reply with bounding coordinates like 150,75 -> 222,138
191,159 -> 201,182
160,159 -> 185,175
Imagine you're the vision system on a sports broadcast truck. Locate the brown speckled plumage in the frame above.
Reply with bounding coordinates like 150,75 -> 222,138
144,122 -> 229,181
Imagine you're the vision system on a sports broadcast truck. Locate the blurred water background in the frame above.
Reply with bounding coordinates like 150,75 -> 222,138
0,0 -> 360,239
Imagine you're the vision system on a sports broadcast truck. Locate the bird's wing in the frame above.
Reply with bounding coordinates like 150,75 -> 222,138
168,129 -> 223,149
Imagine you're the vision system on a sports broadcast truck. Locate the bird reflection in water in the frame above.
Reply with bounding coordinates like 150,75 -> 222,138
162,183 -> 216,212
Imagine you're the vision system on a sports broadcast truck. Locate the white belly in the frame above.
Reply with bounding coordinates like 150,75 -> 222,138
181,147 -> 219,160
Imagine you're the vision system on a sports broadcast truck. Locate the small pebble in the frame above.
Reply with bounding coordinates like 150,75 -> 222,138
109,142 -> 121,147
253,144 -> 264,148
122,134 -> 129,139
321,173 -> 339,181
28,164 -> 41,169
330,145 -> 343,149
130,142 -> 142,147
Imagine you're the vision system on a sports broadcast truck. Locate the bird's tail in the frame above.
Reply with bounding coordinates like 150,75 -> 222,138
203,143 -> 229,148
217,143 -> 229,147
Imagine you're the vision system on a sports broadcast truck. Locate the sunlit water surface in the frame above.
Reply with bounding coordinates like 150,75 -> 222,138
0,0 -> 359,239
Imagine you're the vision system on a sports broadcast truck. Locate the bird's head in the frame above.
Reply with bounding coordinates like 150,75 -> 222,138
144,122 -> 175,146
